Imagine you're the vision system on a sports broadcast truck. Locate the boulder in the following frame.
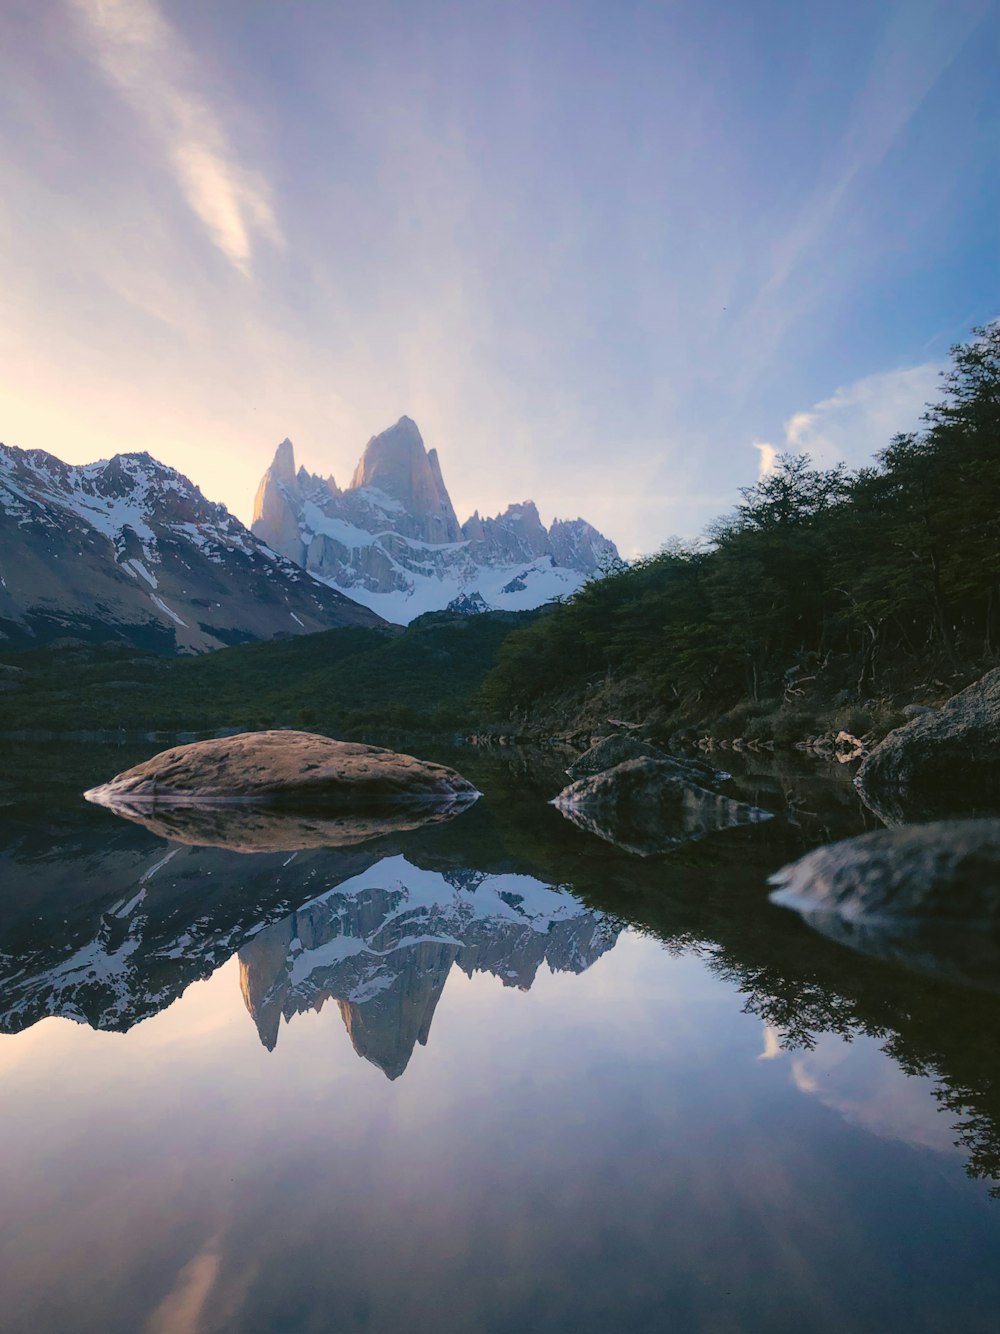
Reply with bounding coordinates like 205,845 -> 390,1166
552,757 -> 771,856
565,734 -> 730,786
769,819 -> 1000,991
85,731 -> 479,810
856,669 -> 1000,823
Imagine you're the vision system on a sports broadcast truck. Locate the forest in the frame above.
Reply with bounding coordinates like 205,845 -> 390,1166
478,323 -> 1000,741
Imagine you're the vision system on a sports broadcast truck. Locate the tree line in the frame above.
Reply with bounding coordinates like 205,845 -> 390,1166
478,323 -> 1000,726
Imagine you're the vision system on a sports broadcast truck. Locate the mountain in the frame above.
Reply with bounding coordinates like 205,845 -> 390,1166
0,443 -> 384,653
251,417 -> 620,624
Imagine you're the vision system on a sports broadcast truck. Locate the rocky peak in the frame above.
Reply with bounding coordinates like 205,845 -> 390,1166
249,416 -> 621,623
349,417 -> 462,543
271,438 -> 297,484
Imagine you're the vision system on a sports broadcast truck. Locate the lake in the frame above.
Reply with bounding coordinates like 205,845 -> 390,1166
2,739 -> 1000,1333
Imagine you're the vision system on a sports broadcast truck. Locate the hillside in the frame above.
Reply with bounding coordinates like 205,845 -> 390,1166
477,324 -> 1000,745
0,444 -> 383,652
0,609 -> 542,735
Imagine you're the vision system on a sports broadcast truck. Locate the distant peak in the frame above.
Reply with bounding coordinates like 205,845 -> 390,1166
349,418 -> 462,541
271,438 -> 296,480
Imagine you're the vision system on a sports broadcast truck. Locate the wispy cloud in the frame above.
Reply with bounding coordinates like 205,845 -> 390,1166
732,1 -> 990,385
753,441 -> 779,479
69,0 -> 282,274
754,360 -> 943,475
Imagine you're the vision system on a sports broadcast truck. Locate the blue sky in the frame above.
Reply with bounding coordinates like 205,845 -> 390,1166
1,0 -> 996,554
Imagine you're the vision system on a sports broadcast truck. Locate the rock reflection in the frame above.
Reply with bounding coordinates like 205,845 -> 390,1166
84,794 -> 475,852
552,759 -> 772,855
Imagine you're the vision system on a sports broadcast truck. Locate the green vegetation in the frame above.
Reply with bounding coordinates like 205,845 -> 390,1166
0,610 -> 539,735
477,324 -> 1000,740
4,324 -> 997,744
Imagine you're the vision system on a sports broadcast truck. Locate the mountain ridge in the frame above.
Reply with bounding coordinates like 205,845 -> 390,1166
0,441 -> 384,653
251,417 -> 619,624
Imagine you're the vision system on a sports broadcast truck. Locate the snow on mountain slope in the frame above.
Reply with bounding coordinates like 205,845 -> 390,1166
252,418 -> 619,625
0,443 -> 384,652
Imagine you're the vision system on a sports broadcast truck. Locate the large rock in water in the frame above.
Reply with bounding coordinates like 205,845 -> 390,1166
566,734 -> 729,787
769,820 -> 1000,992
85,731 -> 479,811
552,758 -> 771,856
856,669 -> 1000,823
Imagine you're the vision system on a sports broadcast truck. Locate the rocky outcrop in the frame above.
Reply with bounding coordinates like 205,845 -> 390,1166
0,442 -> 383,653
349,417 -> 462,543
250,422 -> 619,624
553,757 -> 772,856
770,820 -> 1000,991
84,731 -> 480,809
856,669 -> 1000,823
565,734 -> 727,787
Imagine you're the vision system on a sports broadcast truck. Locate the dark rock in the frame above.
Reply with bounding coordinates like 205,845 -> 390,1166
565,734 -> 729,786
446,591 -> 492,615
856,669 -> 1000,823
770,819 -> 1000,991
552,757 -> 772,856
901,703 -> 936,720
85,730 -> 480,810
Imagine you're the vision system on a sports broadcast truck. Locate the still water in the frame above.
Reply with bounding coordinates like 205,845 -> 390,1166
2,741 -> 1000,1333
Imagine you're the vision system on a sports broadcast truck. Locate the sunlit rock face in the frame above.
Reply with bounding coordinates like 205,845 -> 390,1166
250,420 -> 620,624
84,732 -> 480,814
349,418 -> 463,544
238,856 -> 620,1076
0,442 -> 383,652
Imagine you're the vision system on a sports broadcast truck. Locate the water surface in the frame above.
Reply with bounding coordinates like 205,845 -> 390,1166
2,740 -> 1000,1333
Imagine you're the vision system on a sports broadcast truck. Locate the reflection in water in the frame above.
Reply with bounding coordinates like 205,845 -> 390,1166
82,791 -> 477,851
0,829 -> 616,1077
4,741 -> 1000,1332
240,857 -> 618,1075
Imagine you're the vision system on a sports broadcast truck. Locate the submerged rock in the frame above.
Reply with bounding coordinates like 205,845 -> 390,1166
565,734 -> 729,786
770,820 -> 1000,991
552,757 -> 772,856
770,819 -> 1000,921
856,669 -> 1000,823
85,731 -> 479,810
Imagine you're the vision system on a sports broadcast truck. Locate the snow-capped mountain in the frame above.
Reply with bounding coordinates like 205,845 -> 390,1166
0,443 -> 384,652
251,417 -> 620,624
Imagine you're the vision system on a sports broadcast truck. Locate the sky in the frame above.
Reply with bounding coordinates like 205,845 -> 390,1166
0,0 -> 997,556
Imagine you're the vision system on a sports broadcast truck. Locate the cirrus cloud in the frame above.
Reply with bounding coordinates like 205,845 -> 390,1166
69,0 -> 282,275
754,360 -> 944,478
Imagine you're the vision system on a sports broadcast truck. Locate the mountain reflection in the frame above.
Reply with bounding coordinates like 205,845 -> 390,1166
239,856 -> 619,1076
4,739 -> 1000,1196
0,816 -> 618,1079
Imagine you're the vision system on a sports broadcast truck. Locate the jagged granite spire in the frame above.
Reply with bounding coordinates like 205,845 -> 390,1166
252,439 -> 306,563
349,417 -> 462,543
249,417 -> 620,624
